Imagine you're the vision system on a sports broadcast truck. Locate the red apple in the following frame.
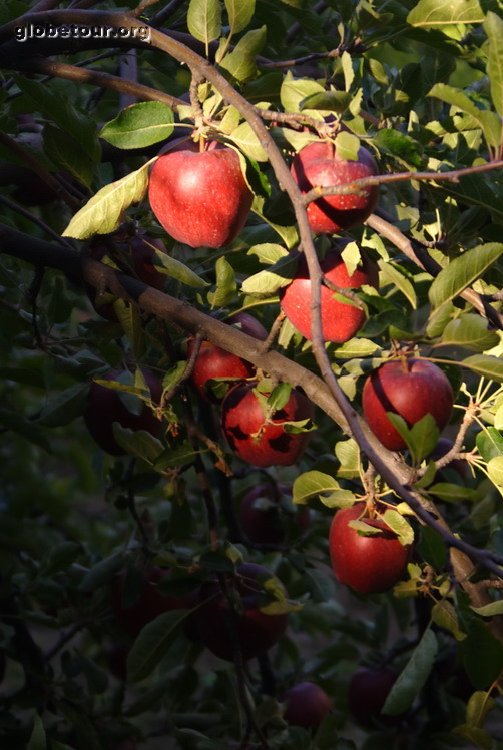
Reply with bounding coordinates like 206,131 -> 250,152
348,666 -> 401,725
291,140 -> 379,235
148,140 -> 253,248
362,358 -> 454,451
283,681 -> 332,728
187,312 -> 268,402
239,483 -> 310,545
329,502 -> 411,594
279,243 -> 378,342
221,382 -> 314,467
87,231 -> 167,320
194,563 -> 288,661
83,368 -> 162,456
110,566 -> 186,637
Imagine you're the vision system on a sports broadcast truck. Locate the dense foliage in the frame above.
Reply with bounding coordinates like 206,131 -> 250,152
1,1 -> 503,749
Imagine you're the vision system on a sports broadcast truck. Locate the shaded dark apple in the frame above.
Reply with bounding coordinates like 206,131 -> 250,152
194,562 -> 288,661
221,382 -> 314,467
348,666 -> 402,725
83,368 -> 162,456
187,312 -> 268,402
148,139 -> 253,248
283,681 -> 332,728
87,231 -> 167,320
280,243 -> 378,342
111,566 -> 187,638
290,140 -> 379,235
239,483 -> 310,545
329,502 -> 411,594
362,358 -> 454,451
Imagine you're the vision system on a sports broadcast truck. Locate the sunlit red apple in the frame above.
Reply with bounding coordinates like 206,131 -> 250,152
279,243 -> 378,342
329,502 -> 411,594
291,139 -> 379,234
187,312 -> 268,402
148,140 -> 252,248
362,358 -> 454,451
221,382 -> 314,467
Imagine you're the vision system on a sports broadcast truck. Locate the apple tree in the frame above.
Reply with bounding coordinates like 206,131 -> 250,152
0,0 -> 503,748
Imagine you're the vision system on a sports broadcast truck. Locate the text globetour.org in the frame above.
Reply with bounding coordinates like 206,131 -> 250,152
14,24 -> 151,43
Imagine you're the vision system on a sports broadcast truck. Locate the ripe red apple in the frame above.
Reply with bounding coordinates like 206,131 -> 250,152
279,243 -> 378,342
239,483 -> 310,545
283,681 -> 332,728
348,666 -> 401,725
87,231 -> 167,320
83,368 -> 162,456
148,140 -> 253,248
329,502 -> 411,594
362,358 -> 454,451
194,562 -> 288,661
110,566 -> 186,637
187,312 -> 268,402
221,382 -> 314,467
290,140 -> 379,234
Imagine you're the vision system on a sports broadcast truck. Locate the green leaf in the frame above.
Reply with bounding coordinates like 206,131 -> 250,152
466,690 -> 496,729
461,618 -> 503,689
15,76 -> 100,163
292,471 -> 342,505
409,414 -> 441,463
78,552 -> 124,593
374,129 -> 424,168
472,600 -> 503,618
151,247 -> 208,288
428,84 -> 499,149
426,483 -> 480,503
187,0 -> 222,47
43,124 -> 94,189
382,629 -> 438,715
300,89 -> 352,114
99,102 -> 174,149
27,714 -> 46,750
207,256 -> 236,307
280,73 -> 326,113
487,455 -> 503,488
228,120 -> 268,161
62,160 -> 151,239
334,131 -> 360,161
127,610 -> 187,682
247,242 -> 288,264
225,0 -> 256,35
476,427 -> 503,462
332,338 -> 380,358
428,243 -> 503,309
36,383 -> 88,428
112,425 -> 164,464
440,314 -> 500,352
241,253 -> 297,296
431,600 -> 466,641
418,525 -> 448,569
462,354 -> 503,383
407,0 -> 483,28
267,382 -> 292,413
43,541 -> 81,576
162,361 -> 187,394
379,260 -> 417,309
334,439 -> 361,479
219,26 -> 267,82
382,509 -> 414,546
0,409 -> 51,452
484,12 -> 503,119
